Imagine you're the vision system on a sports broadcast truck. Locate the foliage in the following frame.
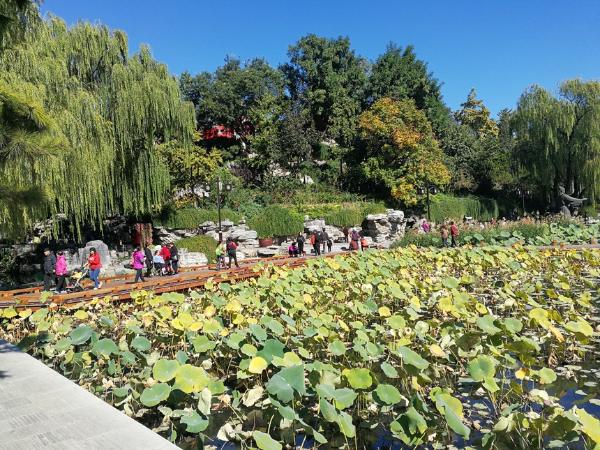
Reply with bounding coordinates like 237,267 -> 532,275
0,16 -> 195,237
283,202 -> 386,228
368,43 -> 450,134
0,246 -> 18,288
454,89 -> 499,138
512,80 -> 600,208
393,221 -> 599,248
357,98 -> 451,205
247,205 -> 303,238
428,193 -> 499,222
154,207 -> 242,229
1,247 -> 599,448
175,235 -> 217,263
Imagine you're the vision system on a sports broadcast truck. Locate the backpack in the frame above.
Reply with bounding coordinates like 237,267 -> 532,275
227,241 -> 237,252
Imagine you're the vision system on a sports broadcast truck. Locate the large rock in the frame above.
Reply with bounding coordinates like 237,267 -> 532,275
229,229 -> 258,241
178,249 -> 208,266
76,240 -> 111,268
363,209 -> 406,245
257,246 -> 279,257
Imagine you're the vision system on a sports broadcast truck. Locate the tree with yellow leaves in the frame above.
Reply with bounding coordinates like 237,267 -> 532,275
357,98 -> 450,205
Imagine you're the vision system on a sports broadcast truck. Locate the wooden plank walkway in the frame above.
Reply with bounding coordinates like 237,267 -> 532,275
0,340 -> 176,450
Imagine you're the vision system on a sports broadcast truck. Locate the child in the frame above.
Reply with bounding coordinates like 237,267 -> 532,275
215,241 -> 226,270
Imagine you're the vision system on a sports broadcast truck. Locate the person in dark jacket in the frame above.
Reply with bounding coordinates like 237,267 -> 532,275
320,228 -> 329,254
42,248 -> 56,291
168,242 -> 179,274
144,246 -> 153,277
296,233 -> 305,256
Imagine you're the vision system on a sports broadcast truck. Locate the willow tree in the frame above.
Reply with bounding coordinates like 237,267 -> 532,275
0,16 -> 195,237
512,80 -> 600,208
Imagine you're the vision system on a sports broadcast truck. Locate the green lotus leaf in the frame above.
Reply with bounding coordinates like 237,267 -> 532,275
381,361 -> 399,378
565,319 -> 594,337
173,364 -> 210,393
503,317 -> 523,334
248,356 -> 268,374
397,346 -> 429,370
442,277 -> 459,289
256,338 -> 285,363
253,431 -> 282,450
93,338 -> 119,357
435,392 -> 470,438
344,368 -> 372,389
476,315 -> 501,335
266,364 -> 305,403
140,383 -> 171,407
319,397 -> 338,422
328,340 -> 346,356
538,367 -> 557,384
191,335 -> 217,353
375,383 -> 402,405
336,411 -> 356,438
180,411 -> 209,433
241,343 -> 258,356
69,325 -> 93,345
405,406 -> 428,434
468,355 -> 496,382
250,324 -> 268,341
131,335 -> 151,352
153,359 -> 180,382
386,315 -> 406,330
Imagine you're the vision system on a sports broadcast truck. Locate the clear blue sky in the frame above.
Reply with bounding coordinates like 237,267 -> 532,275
41,0 -> 599,116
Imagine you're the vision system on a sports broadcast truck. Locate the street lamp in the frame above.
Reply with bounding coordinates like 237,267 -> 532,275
418,184 -> 438,221
203,176 -> 232,242
516,187 -> 531,216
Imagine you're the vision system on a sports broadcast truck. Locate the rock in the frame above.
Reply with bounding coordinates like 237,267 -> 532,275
304,219 -> 326,233
257,247 -> 279,257
178,249 -> 208,266
230,229 -> 258,241
78,240 -> 111,267
363,209 -> 406,245
199,221 -> 216,228
221,220 -> 234,228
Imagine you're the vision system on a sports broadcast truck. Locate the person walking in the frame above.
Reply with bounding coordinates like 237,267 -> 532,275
440,225 -> 449,247
85,247 -> 102,289
160,243 -> 172,274
310,230 -> 320,255
327,236 -> 333,253
296,233 -> 305,256
450,221 -> 459,247
215,241 -> 226,270
320,228 -> 329,254
168,242 -> 179,274
131,246 -> 146,283
42,248 -> 56,291
144,245 -> 153,278
226,237 -> 239,268
55,251 -> 67,293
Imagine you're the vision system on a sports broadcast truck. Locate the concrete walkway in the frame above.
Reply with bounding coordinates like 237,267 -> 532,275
0,340 -> 176,450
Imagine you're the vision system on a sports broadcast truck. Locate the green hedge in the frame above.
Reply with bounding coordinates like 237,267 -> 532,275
248,205 -> 304,238
154,208 -> 243,229
282,202 -> 386,228
428,194 -> 499,222
175,235 -> 218,263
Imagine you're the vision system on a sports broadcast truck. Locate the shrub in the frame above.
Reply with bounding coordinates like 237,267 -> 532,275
175,235 -> 218,263
282,202 -> 387,228
428,194 -> 498,222
154,207 -> 242,229
248,205 -> 304,238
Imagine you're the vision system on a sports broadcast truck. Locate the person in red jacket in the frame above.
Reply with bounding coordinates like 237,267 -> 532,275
160,243 -> 172,274
450,221 -> 459,247
85,247 -> 102,289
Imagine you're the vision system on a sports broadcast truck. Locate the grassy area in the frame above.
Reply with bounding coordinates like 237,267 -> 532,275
428,193 -> 499,222
247,205 -> 304,238
175,235 -> 218,263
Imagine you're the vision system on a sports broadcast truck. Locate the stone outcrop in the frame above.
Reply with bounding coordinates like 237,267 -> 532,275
363,209 -> 406,245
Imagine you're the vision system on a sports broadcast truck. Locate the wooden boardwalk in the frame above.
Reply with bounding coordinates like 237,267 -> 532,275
0,340 -> 176,450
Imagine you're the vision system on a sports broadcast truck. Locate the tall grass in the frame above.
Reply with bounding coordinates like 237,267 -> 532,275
154,208 -> 242,229
176,235 -> 218,263
248,205 -> 304,238
428,194 -> 499,222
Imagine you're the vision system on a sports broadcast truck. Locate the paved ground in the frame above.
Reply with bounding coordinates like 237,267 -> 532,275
0,340 -> 176,450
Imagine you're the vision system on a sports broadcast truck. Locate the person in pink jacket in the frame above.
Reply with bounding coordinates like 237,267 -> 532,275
132,246 -> 146,283
55,251 -> 68,293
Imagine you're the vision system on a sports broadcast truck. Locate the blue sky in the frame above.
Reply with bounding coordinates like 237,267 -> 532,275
41,0 -> 599,116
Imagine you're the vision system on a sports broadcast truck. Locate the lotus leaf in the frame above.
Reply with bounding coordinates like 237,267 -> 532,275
180,411 -> 209,433
253,431 -> 282,450
69,325 -> 93,345
375,383 -> 402,405
93,338 -> 119,357
140,383 -> 171,407
397,346 -> 429,370
153,359 -> 180,382
173,364 -> 210,393
344,368 -> 373,389
131,335 -> 151,352
248,356 -> 268,374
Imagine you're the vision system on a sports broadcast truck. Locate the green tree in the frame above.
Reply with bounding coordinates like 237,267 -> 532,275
282,34 -> 368,174
368,43 -> 450,134
0,17 -> 195,237
357,98 -> 450,205
512,80 -> 600,207
454,88 -> 499,137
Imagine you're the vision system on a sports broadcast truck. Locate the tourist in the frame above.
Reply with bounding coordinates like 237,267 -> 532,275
310,230 -> 320,255
288,241 -> 299,257
160,243 -> 172,274
55,251 -> 67,293
131,246 -> 145,283
450,221 -> 459,247
320,228 -> 329,254
342,226 -> 349,243
42,248 -> 56,292
85,247 -> 102,289
144,245 -> 153,278
422,218 -> 431,233
226,237 -> 240,268
153,250 -> 165,275
215,241 -> 226,270
327,236 -> 333,253
296,232 -> 305,256
350,228 -> 360,251
168,242 -> 179,274
440,225 -> 449,247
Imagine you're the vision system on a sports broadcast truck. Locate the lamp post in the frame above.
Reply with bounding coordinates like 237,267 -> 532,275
516,187 -> 530,216
418,184 -> 438,221
203,176 -> 232,242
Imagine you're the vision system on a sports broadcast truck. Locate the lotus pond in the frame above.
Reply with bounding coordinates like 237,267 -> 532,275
1,246 -> 599,449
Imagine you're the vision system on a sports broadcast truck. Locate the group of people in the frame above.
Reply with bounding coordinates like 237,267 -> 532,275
215,237 -> 240,270
41,242 -> 180,293
42,246 -> 102,292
